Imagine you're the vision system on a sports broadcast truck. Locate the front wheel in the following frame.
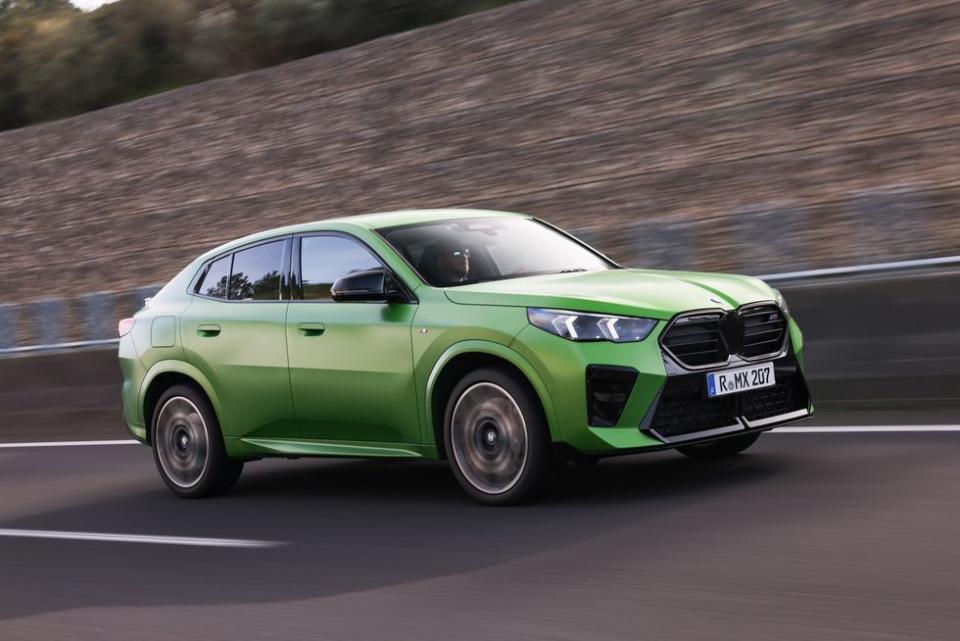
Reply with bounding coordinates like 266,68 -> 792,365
676,432 -> 760,460
444,367 -> 551,506
151,384 -> 243,498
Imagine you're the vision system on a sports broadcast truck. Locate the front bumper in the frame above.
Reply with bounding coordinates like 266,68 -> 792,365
642,349 -> 812,445
510,316 -> 813,454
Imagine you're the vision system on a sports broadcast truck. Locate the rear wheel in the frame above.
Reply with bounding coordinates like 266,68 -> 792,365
444,367 -> 550,506
151,384 -> 243,498
677,432 -> 760,460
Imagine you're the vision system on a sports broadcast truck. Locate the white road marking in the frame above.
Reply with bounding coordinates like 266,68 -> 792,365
772,425 -> 960,433
0,528 -> 284,548
0,439 -> 139,448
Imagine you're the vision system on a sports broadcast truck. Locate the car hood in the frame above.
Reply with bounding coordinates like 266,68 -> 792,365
443,268 -> 777,320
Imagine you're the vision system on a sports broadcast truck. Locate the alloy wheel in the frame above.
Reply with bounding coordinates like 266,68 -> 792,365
450,382 -> 528,495
155,396 -> 210,489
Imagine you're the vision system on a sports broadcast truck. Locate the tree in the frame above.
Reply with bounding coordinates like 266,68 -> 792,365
0,0 -> 521,131
187,2 -> 253,77
1,0 -> 79,126
254,0 -> 333,62
17,11 -> 109,119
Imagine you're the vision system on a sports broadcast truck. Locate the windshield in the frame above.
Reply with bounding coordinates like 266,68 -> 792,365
379,217 -> 615,287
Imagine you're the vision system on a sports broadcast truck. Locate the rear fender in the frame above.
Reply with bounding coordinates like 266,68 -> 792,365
139,360 -> 222,427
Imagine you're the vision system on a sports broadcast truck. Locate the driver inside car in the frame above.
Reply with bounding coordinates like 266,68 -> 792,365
420,241 -> 471,285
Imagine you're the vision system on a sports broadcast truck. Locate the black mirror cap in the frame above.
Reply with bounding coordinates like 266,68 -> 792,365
331,268 -> 406,303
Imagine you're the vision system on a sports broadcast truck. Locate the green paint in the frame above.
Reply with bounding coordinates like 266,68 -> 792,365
120,209 -> 810,463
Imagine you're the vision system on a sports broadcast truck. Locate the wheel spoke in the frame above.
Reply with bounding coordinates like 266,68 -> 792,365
451,382 -> 528,495
155,396 -> 210,489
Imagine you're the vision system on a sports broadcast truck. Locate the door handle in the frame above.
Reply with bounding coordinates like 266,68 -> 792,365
298,322 -> 326,336
197,323 -> 221,337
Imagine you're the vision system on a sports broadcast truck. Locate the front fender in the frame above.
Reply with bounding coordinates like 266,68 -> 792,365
421,339 -> 559,449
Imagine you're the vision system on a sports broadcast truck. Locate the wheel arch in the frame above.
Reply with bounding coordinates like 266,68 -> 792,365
139,361 -> 220,444
424,341 -> 557,459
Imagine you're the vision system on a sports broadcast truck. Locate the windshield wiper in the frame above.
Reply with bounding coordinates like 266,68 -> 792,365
558,268 -> 588,274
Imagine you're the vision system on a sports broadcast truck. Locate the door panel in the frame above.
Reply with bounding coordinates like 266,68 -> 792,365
287,302 -> 418,443
182,298 -> 296,439
180,237 -> 296,440
287,233 -> 419,444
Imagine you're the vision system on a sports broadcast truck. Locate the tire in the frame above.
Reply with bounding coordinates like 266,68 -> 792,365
676,432 -> 760,460
443,367 -> 551,506
150,384 -> 243,498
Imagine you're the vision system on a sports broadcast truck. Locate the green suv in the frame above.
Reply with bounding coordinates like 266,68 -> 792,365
119,209 -> 812,504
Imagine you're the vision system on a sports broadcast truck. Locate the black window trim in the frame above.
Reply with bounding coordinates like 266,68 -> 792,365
291,231 -> 418,304
188,235 -> 293,303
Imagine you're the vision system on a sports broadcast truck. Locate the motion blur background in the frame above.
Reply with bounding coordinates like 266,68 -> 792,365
1,0 -> 958,437
1,2 -> 960,639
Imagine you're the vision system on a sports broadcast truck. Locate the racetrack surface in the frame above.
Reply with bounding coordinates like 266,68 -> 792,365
1,430 -> 958,640
1,267 -> 958,638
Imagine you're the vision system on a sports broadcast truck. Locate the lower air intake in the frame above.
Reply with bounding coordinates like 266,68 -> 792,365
586,365 -> 638,427
648,354 -> 810,439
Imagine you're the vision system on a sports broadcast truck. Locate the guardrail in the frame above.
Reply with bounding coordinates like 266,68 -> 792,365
0,338 -> 121,356
756,255 -> 960,283
1,255 -> 958,357
0,286 -> 161,354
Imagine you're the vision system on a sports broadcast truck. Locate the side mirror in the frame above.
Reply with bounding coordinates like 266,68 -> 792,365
331,268 -> 405,303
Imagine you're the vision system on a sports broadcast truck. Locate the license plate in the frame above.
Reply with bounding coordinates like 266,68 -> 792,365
707,362 -> 776,398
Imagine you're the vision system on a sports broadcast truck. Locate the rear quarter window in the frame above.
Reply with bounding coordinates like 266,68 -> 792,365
197,255 -> 231,299
229,240 -> 285,300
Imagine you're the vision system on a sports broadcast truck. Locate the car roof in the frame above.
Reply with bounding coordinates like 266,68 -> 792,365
196,209 -> 527,262
329,208 -> 525,229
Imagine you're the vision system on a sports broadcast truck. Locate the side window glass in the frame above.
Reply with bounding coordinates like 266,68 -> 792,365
300,236 -> 382,300
198,255 -> 231,299
229,240 -> 285,300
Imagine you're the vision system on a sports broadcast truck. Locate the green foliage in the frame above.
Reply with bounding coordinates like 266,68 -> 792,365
0,0 -> 521,131
0,0 -> 78,127
254,0 -> 333,62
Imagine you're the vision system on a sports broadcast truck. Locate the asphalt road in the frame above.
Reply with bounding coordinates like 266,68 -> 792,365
0,267 -> 958,639
1,431 -> 959,640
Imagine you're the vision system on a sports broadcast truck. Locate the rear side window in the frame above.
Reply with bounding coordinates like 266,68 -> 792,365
300,236 -> 382,300
198,255 -> 231,299
229,240 -> 285,300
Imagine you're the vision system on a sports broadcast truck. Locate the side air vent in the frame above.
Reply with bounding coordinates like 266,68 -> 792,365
660,312 -> 729,368
586,365 -> 638,427
740,304 -> 788,359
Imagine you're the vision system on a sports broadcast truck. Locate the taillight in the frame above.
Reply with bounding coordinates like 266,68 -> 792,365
118,318 -> 135,337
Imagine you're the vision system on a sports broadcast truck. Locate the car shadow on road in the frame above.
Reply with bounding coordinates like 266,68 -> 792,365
0,450 -> 790,621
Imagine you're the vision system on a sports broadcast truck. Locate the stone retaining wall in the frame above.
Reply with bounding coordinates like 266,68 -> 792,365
2,0 -> 960,331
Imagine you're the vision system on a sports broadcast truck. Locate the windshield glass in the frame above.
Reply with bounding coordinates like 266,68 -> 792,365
379,217 -> 614,287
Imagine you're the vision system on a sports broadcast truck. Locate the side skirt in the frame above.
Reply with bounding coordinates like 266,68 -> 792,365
228,437 -> 436,460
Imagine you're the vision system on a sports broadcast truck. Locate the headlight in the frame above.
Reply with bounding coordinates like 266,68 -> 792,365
527,308 -> 657,342
773,289 -> 790,317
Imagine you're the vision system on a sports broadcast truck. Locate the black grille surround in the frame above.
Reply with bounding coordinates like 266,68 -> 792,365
659,312 -> 728,368
646,350 -> 811,442
740,304 -> 789,359
660,302 -> 788,370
